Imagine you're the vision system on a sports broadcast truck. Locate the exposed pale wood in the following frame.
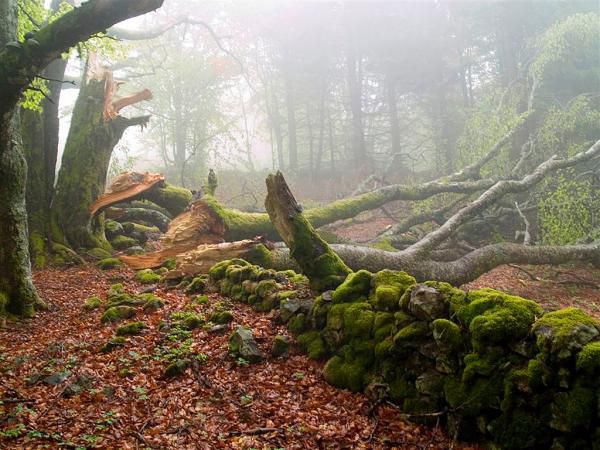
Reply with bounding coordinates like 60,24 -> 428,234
89,172 -> 164,216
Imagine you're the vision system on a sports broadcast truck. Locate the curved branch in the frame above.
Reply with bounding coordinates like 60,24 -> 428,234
403,140 -> 600,257
268,242 -> 600,286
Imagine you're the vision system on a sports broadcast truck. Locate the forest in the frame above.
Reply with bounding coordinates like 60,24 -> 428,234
0,0 -> 599,448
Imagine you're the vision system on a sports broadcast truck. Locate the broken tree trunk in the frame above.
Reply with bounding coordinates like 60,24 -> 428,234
52,65 -> 154,251
90,171 -> 192,218
264,171 -> 351,290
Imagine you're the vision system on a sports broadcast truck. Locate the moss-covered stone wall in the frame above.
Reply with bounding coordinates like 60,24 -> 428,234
206,259 -> 600,449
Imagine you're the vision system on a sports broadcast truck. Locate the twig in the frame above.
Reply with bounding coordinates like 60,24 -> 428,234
35,75 -> 76,86
508,264 -> 541,281
226,427 -> 284,437
129,431 -> 161,449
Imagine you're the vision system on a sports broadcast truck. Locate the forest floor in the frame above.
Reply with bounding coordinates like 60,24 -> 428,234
0,264 -> 478,450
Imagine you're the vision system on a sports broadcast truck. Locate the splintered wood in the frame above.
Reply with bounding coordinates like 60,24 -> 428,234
89,172 -> 164,217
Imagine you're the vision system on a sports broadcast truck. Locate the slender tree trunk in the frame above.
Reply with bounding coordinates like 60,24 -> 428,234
346,46 -> 366,162
284,61 -> 298,170
386,72 -> 401,160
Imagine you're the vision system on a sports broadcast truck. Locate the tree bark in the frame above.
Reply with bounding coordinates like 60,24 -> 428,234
52,72 -> 152,250
265,171 -> 351,290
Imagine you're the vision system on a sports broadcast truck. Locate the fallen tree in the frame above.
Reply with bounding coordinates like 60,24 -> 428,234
119,139 -> 600,286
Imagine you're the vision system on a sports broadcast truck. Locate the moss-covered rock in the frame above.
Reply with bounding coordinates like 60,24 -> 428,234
135,269 -> 161,285
432,319 -> 464,352
100,336 -> 127,353
271,335 -> 290,358
288,313 -> 307,336
576,341 -> 600,379
186,276 -> 208,294
83,295 -> 103,311
141,294 -> 165,312
456,289 -> 543,351
370,270 -> 416,312
110,235 -> 138,250
332,270 -> 372,303
406,284 -> 449,321
533,307 -> 600,362
209,310 -> 233,324
171,311 -> 205,330
115,321 -> 147,336
164,359 -> 190,378
101,306 -> 136,323
105,220 -> 124,239
393,321 -> 430,348
297,331 -> 327,360
229,326 -> 263,363
97,258 -> 122,270
322,355 -> 367,392
87,247 -> 112,260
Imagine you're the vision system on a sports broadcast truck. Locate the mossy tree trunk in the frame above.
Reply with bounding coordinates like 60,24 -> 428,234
22,58 -> 69,268
265,171 -> 351,290
52,73 -> 151,251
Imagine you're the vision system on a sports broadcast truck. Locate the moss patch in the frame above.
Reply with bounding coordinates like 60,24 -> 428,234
97,258 -> 121,270
115,321 -> 147,336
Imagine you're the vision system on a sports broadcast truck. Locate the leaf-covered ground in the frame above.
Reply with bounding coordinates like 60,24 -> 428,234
0,265 -> 478,450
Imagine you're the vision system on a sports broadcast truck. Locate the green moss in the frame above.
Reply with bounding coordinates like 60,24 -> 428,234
343,303 -> 375,339
142,295 -> 164,312
432,319 -> 463,351
423,281 -> 468,316
393,321 -> 430,347
115,321 -> 147,336
135,269 -> 160,285
186,276 -> 207,294
370,269 -> 416,311
526,358 -> 545,390
122,222 -> 159,234
256,279 -> 278,298
209,259 -> 248,281
87,247 -> 112,260
456,289 -> 543,350
576,341 -> 600,377
101,306 -> 136,323
105,219 -> 123,235
271,335 -> 290,357
462,351 -> 504,382
551,384 -> 596,431
443,374 -> 503,416
244,243 -> 273,268
83,295 -> 102,311
394,311 -> 415,329
193,295 -> 209,305
288,313 -> 307,336
322,355 -> 367,392
161,258 -> 177,270
388,374 -> 417,402
164,359 -> 190,378
489,409 -> 548,450
97,258 -> 122,270
110,235 -> 138,250
308,296 -> 330,329
209,310 -> 233,324
171,311 -> 205,330
533,307 -> 600,361
297,331 -> 327,360
332,270 -> 372,303
100,336 -> 127,353
146,183 -> 193,216
373,312 -> 395,341
374,337 -> 394,360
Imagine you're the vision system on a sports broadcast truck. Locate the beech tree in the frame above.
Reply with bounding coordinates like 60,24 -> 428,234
0,0 -> 164,317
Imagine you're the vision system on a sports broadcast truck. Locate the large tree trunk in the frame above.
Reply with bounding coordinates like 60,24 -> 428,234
52,69 -> 152,250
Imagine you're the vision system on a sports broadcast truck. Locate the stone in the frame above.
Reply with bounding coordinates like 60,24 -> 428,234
271,335 -> 290,358
280,297 -> 314,323
408,284 -> 448,321
229,326 -> 263,363
125,246 -> 145,255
